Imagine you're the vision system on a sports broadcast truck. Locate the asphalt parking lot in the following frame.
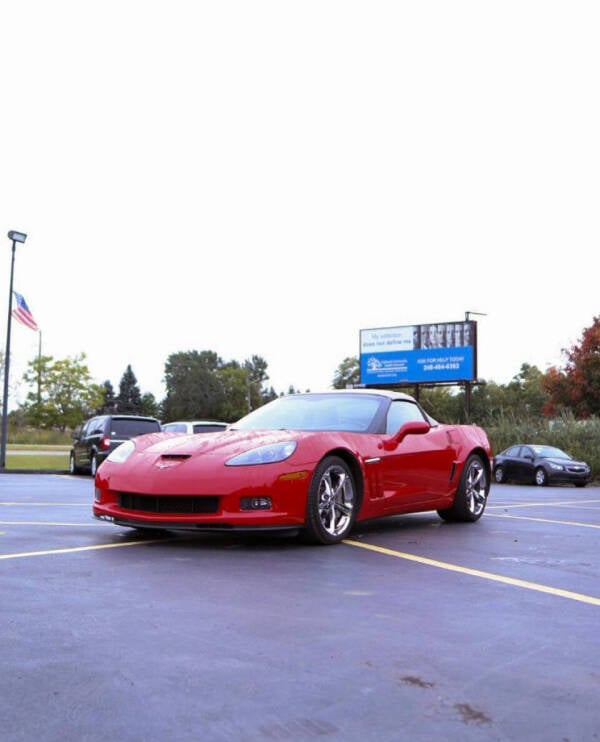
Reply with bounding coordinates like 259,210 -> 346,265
1,474 -> 599,742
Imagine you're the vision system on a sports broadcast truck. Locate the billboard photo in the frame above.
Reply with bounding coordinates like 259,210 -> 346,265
360,321 -> 477,385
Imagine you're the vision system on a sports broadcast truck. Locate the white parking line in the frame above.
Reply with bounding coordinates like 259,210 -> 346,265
0,502 -> 88,507
486,513 -> 600,528
0,521 -> 104,527
488,499 -> 600,509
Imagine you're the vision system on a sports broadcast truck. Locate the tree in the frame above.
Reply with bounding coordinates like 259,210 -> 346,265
98,380 -> 117,414
21,353 -> 103,430
418,385 -> 463,422
116,365 -> 143,414
161,351 -> 277,422
140,392 -> 160,418
244,354 -> 274,411
332,356 -> 359,389
502,364 -> 548,420
162,350 -> 226,421
542,316 -> 600,418
218,364 -> 252,420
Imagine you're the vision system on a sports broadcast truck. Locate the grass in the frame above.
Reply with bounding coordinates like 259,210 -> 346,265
4,445 -> 70,471
4,453 -> 70,471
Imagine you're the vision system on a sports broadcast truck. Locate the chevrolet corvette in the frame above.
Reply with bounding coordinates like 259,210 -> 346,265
93,389 -> 493,544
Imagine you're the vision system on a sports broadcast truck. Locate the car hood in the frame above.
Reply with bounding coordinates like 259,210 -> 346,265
543,456 -> 588,468
138,429 -> 305,459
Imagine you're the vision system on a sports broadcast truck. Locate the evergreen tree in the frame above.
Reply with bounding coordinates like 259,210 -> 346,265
117,365 -> 142,414
244,355 -> 271,411
99,380 -> 117,414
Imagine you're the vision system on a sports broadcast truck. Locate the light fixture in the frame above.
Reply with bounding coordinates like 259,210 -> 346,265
8,231 -> 27,244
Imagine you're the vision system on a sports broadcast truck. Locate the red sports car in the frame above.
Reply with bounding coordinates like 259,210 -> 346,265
93,389 -> 493,544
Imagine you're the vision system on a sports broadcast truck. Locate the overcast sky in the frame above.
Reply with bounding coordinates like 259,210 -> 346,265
1,2 -> 599,408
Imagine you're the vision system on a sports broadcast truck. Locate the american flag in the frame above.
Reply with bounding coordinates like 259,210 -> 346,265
12,291 -> 39,331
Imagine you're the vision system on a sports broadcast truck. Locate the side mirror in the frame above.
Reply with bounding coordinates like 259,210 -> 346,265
381,420 -> 430,451
71,429 -> 80,441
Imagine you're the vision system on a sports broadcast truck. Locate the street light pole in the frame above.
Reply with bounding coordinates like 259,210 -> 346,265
1,230 -> 27,470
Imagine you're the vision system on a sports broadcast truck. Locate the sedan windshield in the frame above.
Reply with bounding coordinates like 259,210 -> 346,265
531,445 -> 571,459
232,394 -> 383,432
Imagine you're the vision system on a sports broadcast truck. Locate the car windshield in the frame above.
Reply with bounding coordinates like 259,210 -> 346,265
232,393 -> 383,432
531,445 -> 571,460
111,419 -> 160,436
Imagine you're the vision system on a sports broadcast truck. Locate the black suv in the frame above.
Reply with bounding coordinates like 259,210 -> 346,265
69,414 -> 161,476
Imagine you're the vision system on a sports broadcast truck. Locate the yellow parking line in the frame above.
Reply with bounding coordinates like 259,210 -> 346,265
487,513 -> 600,529
343,539 -> 600,607
0,539 -> 168,560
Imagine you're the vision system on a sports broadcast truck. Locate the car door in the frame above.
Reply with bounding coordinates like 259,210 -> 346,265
517,446 -> 536,482
500,446 -> 522,481
73,418 -> 95,469
377,400 -> 455,510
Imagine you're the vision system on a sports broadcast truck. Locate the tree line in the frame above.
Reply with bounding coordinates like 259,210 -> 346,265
8,351 -> 290,429
5,316 -> 600,430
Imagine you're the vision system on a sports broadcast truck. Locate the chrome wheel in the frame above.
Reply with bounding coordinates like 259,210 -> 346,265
317,464 -> 355,537
464,457 -> 488,517
438,454 -> 489,523
305,456 -> 358,544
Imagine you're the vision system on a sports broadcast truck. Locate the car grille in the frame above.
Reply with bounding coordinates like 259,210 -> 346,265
118,492 -> 219,514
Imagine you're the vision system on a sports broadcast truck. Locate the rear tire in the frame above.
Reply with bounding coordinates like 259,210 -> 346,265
90,454 -> 98,478
438,454 -> 489,523
69,453 -> 80,475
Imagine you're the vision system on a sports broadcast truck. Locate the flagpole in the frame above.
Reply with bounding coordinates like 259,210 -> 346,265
37,330 -> 42,408
1,230 -> 27,471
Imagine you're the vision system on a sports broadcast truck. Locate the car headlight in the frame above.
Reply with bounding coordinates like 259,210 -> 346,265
226,441 -> 297,466
107,440 -> 135,464
548,462 -> 564,471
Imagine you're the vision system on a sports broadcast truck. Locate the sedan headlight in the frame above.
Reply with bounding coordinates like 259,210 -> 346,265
107,440 -> 135,464
226,441 -> 297,466
548,462 -> 564,471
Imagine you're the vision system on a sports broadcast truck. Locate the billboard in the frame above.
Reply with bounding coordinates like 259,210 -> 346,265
359,321 -> 477,385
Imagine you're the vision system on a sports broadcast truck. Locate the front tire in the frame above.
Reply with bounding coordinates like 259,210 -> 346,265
304,456 -> 357,544
534,467 -> 548,486
494,465 -> 506,484
438,454 -> 489,523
